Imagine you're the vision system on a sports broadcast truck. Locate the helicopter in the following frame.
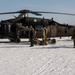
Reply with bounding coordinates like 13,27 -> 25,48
0,9 -> 75,43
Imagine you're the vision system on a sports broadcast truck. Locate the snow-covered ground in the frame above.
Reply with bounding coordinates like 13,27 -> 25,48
0,37 -> 75,75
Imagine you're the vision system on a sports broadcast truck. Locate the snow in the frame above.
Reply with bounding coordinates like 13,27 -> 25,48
0,37 -> 75,75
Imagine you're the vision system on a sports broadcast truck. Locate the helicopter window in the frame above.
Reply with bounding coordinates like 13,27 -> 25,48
8,25 -> 11,32
34,19 -> 37,22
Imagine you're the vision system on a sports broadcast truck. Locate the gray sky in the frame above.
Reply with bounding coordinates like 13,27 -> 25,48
0,0 -> 75,25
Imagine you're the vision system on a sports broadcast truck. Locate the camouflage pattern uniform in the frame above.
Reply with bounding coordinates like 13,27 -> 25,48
73,29 -> 75,48
34,30 -> 37,39
44,27 -> 48,41
41,27 -> 45,42
40,27 -> 48,45
33,30 -> 40,44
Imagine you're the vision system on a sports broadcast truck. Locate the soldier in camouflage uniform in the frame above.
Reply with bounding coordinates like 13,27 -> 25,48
43,27 -> 48,41
40,27 -> 48,45
29,26 -> 34,47
41,27 -> 45,42
73,28 -> 75,48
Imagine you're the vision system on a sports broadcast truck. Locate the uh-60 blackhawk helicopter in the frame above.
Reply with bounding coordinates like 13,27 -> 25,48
0,9 -> 75,43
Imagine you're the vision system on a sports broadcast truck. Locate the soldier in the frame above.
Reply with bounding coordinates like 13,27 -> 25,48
40,27 -> 48,45
29,26 -> 34,47
44,27 -> 48,41
34,30 -> 36,39
41,27 -> 45,42
72,28 -> 75,48
33,29 -> 40,44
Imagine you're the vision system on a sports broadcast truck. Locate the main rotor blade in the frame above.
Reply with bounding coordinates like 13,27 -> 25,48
0,12 -> 20,15
0,10 -> 29,15
0,9 -> 75,16
0,10 -> 41,16
31,12 -> 42,16
35,11 -> 75,16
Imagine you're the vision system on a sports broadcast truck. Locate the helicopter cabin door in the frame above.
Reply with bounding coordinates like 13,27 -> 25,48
1,24 -> 9,36
50,24 -> 57,37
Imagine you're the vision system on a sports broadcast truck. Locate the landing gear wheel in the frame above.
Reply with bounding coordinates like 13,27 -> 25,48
16,38 -> 20,43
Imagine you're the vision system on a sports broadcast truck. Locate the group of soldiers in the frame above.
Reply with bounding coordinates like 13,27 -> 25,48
15,18 -> 75,48
28,26 -> 48,47
29,26 -> 75,48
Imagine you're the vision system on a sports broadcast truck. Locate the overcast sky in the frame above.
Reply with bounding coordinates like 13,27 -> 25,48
0,0 -> 75,25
